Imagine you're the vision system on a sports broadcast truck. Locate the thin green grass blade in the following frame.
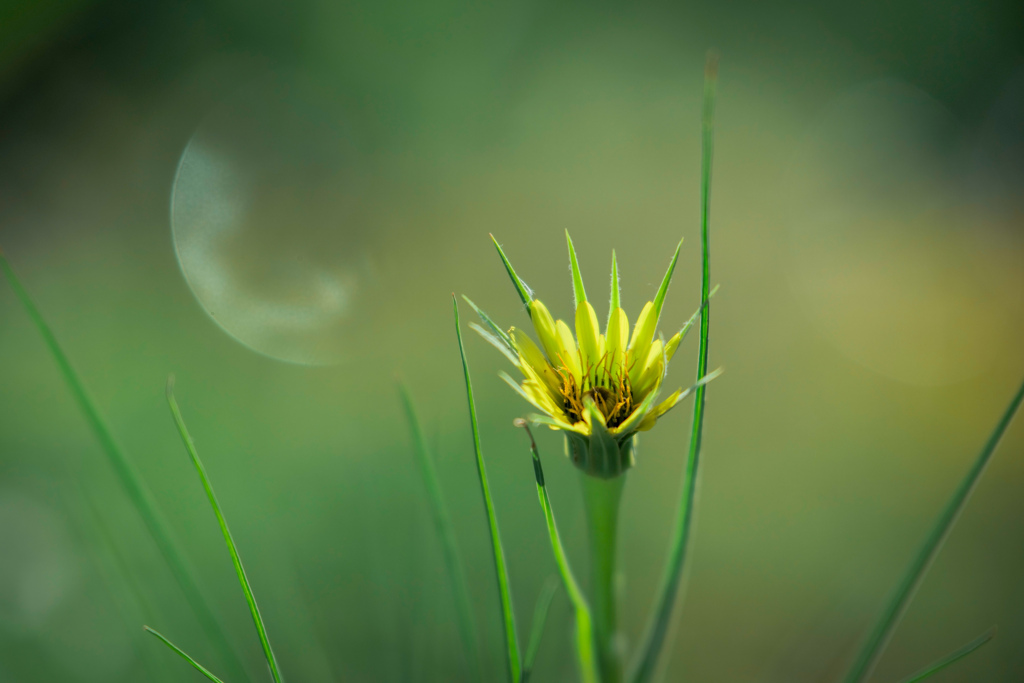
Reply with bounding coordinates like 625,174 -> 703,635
0,250 -> 246,682
566,231 -> 587,306
522,575 -> 559,683
516,420 -> 599,683
145,626 -> 226,683
398,382 -> 483,683
631,51 -> 718,683
608,250 -> 621,321
841,377 -> 1024,683
490,234 -> 534,313
894,627 -> 995,683
167,378 -> 283,683
454,296 -> 522,683
68,487 -> 173,683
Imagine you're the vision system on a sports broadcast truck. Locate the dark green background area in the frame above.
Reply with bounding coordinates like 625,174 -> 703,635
1,0 -> 1023,681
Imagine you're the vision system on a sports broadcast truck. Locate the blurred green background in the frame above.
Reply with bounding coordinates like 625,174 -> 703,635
1,0 -> 1023,681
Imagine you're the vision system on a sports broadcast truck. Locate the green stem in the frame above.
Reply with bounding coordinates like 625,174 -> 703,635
0,250 -> 248,683
630,52 -> 717,683
581,472 -> 626,683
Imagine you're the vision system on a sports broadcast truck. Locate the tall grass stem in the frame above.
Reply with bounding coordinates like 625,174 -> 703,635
522,575 -> 559,683
145,626 -> 227,682
630,50 -> 718,683
399,382 -> 483,682
895,628 -> 995,683
518,421 -> 599,683
841,376 -> 1024,683
454,296 -> 522,683
0,250 -> 247,682
167,378 -> 283,683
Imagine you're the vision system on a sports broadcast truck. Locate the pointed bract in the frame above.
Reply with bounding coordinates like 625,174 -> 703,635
609,250 -> 621,321
491,234 -> 534,314
566,231 -> 588,307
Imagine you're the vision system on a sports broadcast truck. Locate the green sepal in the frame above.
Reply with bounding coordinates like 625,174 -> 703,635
462,295 -> 515,353
566,231 -> 587,306
608,250 -> 620,322
490,234 -> 534,315
565,427 -> 635,479
651,238 -> 683,321
469,322 -> 519,366
677,283 -> 720,341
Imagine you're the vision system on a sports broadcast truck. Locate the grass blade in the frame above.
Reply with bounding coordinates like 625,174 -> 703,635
841,377 -> 1024,683
566,230 -> 588,306
398,381 -> 483,682
490,234 -> 534,314
894,627 -> 995,683
145,626 -> 226,683
517,420 -> 599,683
454,295 -> 522,683
631,51 -> 718,683
0,249 -> 246,682
167,377 -> 283,683
522,575 -> 559,683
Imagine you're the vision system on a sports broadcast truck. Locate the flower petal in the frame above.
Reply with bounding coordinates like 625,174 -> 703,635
499,372 -> 565,420
555,319 -> 582,383
628,300 -> 656,366
575,300 -> 601,381
605,307 -> 629,375
510,327 -> 561,395
529,300 -> 562,366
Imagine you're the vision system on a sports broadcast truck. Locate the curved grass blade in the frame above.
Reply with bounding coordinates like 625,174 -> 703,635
167,378 -> 283,683
454,296 -> 522,683
522,575 -> 559,683
516,420 -> 599,683
0,250 -> 247,682
566,231 -> 587,306
145,626 -> 226,683
490,234 -> 534,314
894,627 -> 995,683
841,377 -> 1024,683
398,381 -> 483,682
631,51 -> 718,683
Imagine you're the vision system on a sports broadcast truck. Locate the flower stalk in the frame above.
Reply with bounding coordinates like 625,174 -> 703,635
580,472 -> 626,683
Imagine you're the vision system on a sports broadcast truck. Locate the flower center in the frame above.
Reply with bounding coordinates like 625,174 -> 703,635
555,355 -> 634,428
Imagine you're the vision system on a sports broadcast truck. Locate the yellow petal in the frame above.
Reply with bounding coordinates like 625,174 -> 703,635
665,331 -> 682,361
605,307 -> 629,376
501,372 -> 566,420
510,327 -> 561,394
555,319 -> 581,383
633,345 -> 665,400
529,300 -> 562,366
575,301 -> 600,380
628,300 -> 656,360
631,338 -> 663,389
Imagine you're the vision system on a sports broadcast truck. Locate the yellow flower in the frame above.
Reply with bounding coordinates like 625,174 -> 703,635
466,232 -> 720,478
